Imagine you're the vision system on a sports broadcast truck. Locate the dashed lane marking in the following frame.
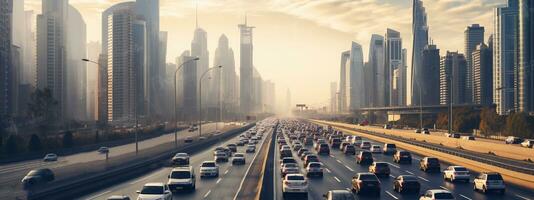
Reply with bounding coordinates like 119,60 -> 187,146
515,194 -> 531,200
216,178 -> 222,184
325,168 -> 332,173
459,194 -> 472,200
336,159 -> 343,164
344,165 -> 355,172
417,176 -> 430,182
204,190 -> 211,198
224,169 -> 230,175
389,163 -> 400,168
405,170 -> 414,175
440,186 -> 449,190
334,177 -> 341,182
389,174 -> 396,178
386,191 -> 399,199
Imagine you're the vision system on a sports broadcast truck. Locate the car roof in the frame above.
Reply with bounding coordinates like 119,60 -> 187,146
202,161 -> 215,164
172,166 -> 193,172
144,182 -> 165,187
428,189 -> 451,194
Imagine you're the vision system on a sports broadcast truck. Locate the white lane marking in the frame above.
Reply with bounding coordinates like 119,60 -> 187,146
224,169 -> 230,175
417,176 -> 430,182
204,190 -> 211,198
515,194 -> 531,200
386,191 -> 399,199
336,159 -> 343,164
344,165 -> 355,172
345,188 -> 350,191
334,176 -> 341,182
329,155 -> 335,158
325,168 -> 332,173
129,176 -> 150,185
440,186 -> 449,190
405,170 -> 414,175
86,190 -> 111,200
389,174 -> 396,178
413,158 -> 421,161
216,178 -> 222,184
389,163 -> 400,169
459,194 -> 472,200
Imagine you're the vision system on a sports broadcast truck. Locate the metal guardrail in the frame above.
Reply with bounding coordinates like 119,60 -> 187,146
27,124 -> 255,200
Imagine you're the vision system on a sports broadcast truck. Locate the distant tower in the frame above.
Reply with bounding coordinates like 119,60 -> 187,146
421,44 -> 441,105
349,42 -> 365,110
330,82 -> 337,113
191,9 -> 209,111
464,24 -> 485,103
339,51 -> 350,112
385,29 -> 403,106
239,16 -> 255,116
411,0 -> 429,106
368,34 -> 386,107
440,52 -> 468,105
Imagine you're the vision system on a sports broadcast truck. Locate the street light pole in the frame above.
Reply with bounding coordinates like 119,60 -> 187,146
174,57 -> 199,148
199,66 -> 223,138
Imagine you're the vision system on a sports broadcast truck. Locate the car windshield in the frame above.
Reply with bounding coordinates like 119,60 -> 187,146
359,174 -> 378,181
401,176 -> 417,181
346,146 -> 355,149
287,175 -> 305,180
234,154 -> 244,158
176,153 -> 187,157
216,153 -> 226,156
170,171 -> 190,179
454,167 -> 468,172
140,186 -> 164,194
309,163 -> 321,168
434,193 -> 454,199
283,159 -> 296,163
332,193 -> 354,200
284,163 -> 298,168
400,152 -> 410,156
28,170 -> 41,176
361,152 -> 372,157
386,144 -> 396,148
487,174 -> 503,180
427,158 -> 439,163
202,162 -> 216,167
375,163 -> 388,167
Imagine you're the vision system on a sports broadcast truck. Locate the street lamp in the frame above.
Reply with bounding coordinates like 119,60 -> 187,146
174,57 -> 199,148
199,66 -> 223,137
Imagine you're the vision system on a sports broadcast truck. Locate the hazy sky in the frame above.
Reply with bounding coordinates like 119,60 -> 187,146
24,0 -> 505,109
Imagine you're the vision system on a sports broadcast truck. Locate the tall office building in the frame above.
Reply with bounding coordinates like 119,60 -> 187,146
349,42 -> 365,110
368,34 -> 386,107
87,41 -> 101,121
330,82 -> 337,113
101,2 -> 146,123
0,0 -> 13,117
239,17 -> 255,116
262,80 -> 275,113
473,43 -> 493,105
363,62 -> 371,107
252,67 -> 263,113
518,0 -> 534,113
385,29 -> 403,106
411,0 -> 430,106
178,51 -> 198,121
464,24 -> 485,103
339,51 -> 351,112
421,45 -> 441,105
191,24 -> 209,110
493,0 -> 519,115
400,49 -> 408,105
66,6 -> 87,121
23,10 -> 36,87
214,34 -> 237,116
440,52 -> 468,105
36,0 -> 69,122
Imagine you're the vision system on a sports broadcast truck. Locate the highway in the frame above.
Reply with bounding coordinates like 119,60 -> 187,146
79,122 -> 271,200
272,121 -> 534,200
0,122 -> 232,196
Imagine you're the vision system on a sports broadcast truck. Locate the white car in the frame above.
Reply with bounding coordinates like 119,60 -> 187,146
97,147 -> 109,154
282,174 -> 308,195
443,166 -> 470,182
473,172 -> 506,193
214,151 -> 229,162
246,144 -> 256,153
280,145 -> 291,151
232,153 -> 246,165
305,162 -> 323,177
167,166 -> 195,191
360,141 -> 371,149
419,189 -> 455,200
43,153 -> 58,162
136,182 -> 172,200
370,145 -> 382,153
199,161 -> 219,178
521,140 -> 533,148
281,163 -> 300,177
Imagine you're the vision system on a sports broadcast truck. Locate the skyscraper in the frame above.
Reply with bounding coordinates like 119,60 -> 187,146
385,29 -> 403,106
36,0 -> 69,122
23,10 -> 36,87
66,5 -> 87,121
349,42 -> 365,110
472,43 -> 493,105
368,34 -> 386,107
339,51 -> 350,112
493,0 -> 519,115
191,23 -> 209,110
330,82 -> 337,113
421,44 -> 441,105
411,0 -> 429,106
87,41 -> 101,121
440,52 -> 468,105
464,24 -> 485,103
239,17 -> 255,116
518,0 -> 533,113
252,68 -> 263,113
0,0 -> 13,117
214,34 -> 237,117
178,51 -> 198,121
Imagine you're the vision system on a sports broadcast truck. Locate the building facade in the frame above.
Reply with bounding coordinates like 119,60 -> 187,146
411,0 -> 430,106
214,34 -> 238,118
349,42 -> 365,110
339,51 -> 350,112
0,0 -> 13,117
440,52 -> 468,105
368,34 -> 386,107
518,0 -> 534,113
472,43 -> 493,105
239,18 -> 255,116
464,24 -> 485,103
421,44 -> 441,105
385,29 -> 403,106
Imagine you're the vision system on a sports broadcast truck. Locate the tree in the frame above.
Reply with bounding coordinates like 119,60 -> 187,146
27,88 -> 58,131
479,108 -> 504,136
28,134 -> 43,152
5,135 -> 19,154
62,131 -> 74,148
505,112 -> 534,138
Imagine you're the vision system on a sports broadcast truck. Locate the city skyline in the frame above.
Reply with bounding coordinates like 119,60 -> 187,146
21,0 -> 504,107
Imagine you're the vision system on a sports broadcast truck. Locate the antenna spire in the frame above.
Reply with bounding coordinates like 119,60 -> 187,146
195,2 -> 198,28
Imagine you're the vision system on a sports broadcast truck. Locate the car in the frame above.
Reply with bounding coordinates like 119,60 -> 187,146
384,124 -> 392,129
43,153 -> 58,162
232,153 -> 246,165
351,173 -> 380,196
450,133 -> 461,138
420,157 -> 440,172
199,161 -> 219,178
172,153 -> 190,166
521,140 -> 534,148
280,145 -> 291,151
393,175 -> 420,194
297,148 -> 309,157
382,144 -> 397,155
304,137 -> 314,146
280,149 -> 292,159
304,154 -> 320,166
214,151 -> 229,162
280,157 -> 297,168
339,142 -> 350,151
300,152 -> 313,161
351,136 -> 362,144
393,150 -> 412,164
315,139 -> 327,149
368,162 -> 391,176
97,147 -> 109,153
184,136 -> 193,143
419,189 -> 455,200
462,136 -> 475,140
473,172 -> 506,194
505,136 -> 523,144
369,145 -> 381,153
246,144 -> 256,153
306,162 -> 323,177
360,141 -> 371,149
21,168 -> 55,188
343,144 -> 356,155
422,128 -> 430,134
443,166 -> 470,182
293,144 -> 303,152
322,190 -> 356,200
227,144 -> 237,152
106,195 -> 130,200
330,138 -> 342,149
281,163 -> 300,177
136,183 -> 172,200
282,174 -> 308,197
345,136 -> 356,143
167,166 -> 196,191
237,140 -> 245,146
317,143 -> 330,155
357,151 -> 373,165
